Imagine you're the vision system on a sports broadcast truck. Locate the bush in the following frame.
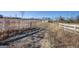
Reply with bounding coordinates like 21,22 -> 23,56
0,15 -> 3,18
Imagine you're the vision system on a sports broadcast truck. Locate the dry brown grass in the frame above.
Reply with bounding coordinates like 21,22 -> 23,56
50,23 -> 79,48
38,22 -> 79,48
50,29 -> 79,48
1,22 -> 79,48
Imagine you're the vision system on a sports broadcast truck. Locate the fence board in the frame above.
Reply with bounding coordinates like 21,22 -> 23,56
59,23 -> 79,33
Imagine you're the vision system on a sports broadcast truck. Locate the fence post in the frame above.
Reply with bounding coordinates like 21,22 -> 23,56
74,25 -> 76,33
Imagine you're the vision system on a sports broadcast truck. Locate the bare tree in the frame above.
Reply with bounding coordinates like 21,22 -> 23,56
59,16 -> 65,23
20,11 -> 25,18
76,15 -> 79,23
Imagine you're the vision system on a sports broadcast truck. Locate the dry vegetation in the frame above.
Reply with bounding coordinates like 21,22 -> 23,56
37,22 -> 79,48
9,22 -> 79,48
0,19 -> 79,48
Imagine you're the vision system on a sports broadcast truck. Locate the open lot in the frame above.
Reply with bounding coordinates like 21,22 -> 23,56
43,23 -> 79,48
0,18 -> 79,48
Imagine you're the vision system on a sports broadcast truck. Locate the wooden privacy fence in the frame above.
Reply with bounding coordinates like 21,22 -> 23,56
59,23 -> 79,33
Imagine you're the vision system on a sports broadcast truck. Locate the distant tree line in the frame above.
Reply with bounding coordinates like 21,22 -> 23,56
1,13 -> 79,24
57,16 -> 79,23
47,15 -> 79,23
0,14 -> 3,18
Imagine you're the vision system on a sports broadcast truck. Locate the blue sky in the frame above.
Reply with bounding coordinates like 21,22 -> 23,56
0,11 -> 79,19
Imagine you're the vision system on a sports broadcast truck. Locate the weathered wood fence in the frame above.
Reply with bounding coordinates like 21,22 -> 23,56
59,23 -> 79,33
